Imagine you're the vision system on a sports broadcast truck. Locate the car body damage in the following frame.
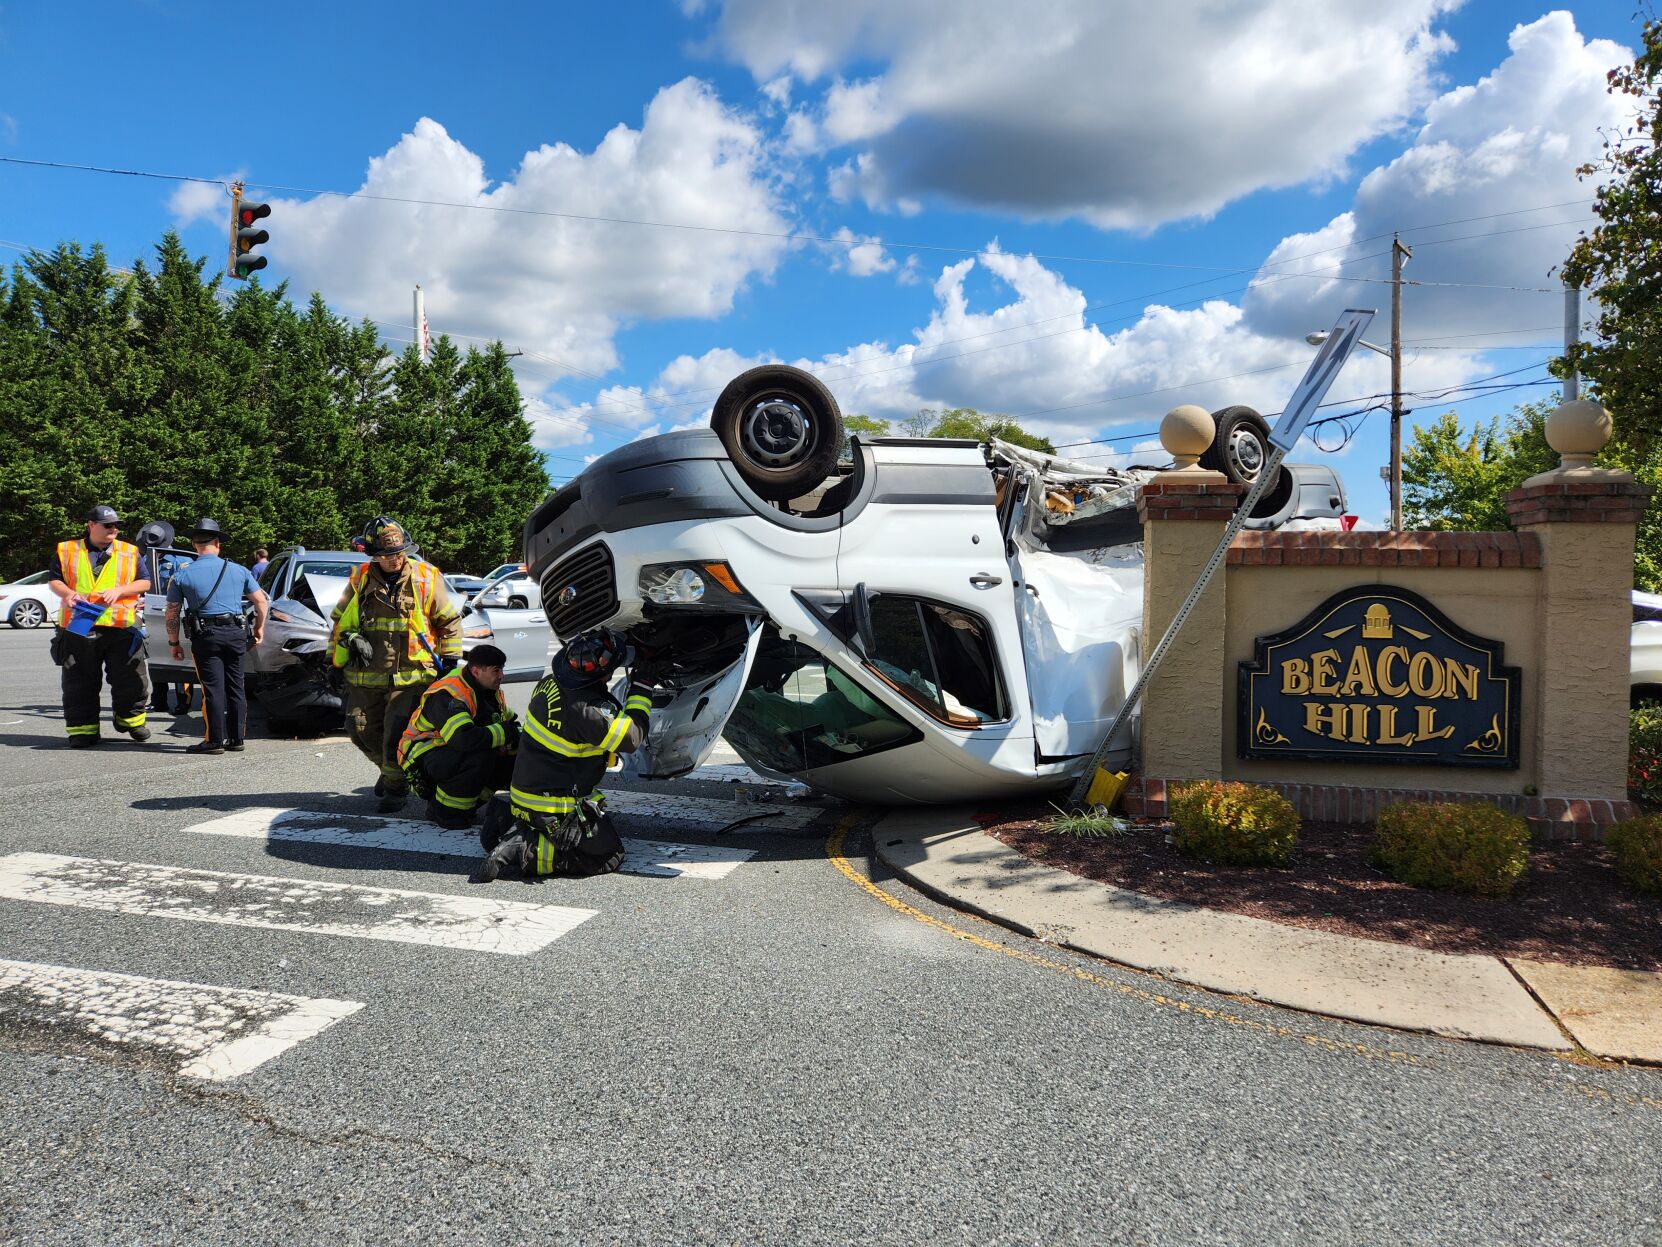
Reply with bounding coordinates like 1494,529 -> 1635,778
524,367 -> 1350,805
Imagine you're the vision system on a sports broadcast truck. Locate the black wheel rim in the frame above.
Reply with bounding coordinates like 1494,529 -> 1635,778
740,396 -> 814,468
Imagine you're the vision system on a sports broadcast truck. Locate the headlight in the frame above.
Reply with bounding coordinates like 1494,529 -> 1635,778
642,568 -> 705,604
465,625 -> 495,639
637,561 -> 758,610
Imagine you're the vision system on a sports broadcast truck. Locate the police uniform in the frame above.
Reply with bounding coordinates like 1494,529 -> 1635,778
166,519 -> 264,752
49,505 -> 152,746
329,518 -> 462,810
397,649 -> 518,829
475,631 -> 652,881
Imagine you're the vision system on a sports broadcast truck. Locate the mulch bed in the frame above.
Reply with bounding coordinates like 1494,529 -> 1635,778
980,804 -> 1662,972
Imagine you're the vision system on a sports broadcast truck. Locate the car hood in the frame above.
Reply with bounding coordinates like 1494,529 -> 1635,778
621,620 -> 762,780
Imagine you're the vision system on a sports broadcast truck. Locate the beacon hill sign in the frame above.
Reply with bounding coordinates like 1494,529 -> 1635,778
1238,585 -> 1521,769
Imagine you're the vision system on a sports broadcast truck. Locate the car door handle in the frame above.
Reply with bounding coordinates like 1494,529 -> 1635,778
969,573 -> 1003,588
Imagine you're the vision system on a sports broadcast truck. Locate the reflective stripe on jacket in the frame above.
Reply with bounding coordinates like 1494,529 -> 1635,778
508,672 -> 651,823
329,560 -> 461,684
396,670 -> 512,767
56,539 -> 142,628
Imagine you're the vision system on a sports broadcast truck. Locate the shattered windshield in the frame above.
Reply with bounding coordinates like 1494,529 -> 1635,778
724,628 -> 920,775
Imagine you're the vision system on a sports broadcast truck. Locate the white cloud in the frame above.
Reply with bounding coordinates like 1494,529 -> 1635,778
701,0 -> 1462,227
272,79 -> 790,385
1244,12 -> 1632,346
830,226 -> 896,276
168,177 -> 238,228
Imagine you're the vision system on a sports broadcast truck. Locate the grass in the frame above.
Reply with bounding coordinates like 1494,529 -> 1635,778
1044,803 -> 1130,838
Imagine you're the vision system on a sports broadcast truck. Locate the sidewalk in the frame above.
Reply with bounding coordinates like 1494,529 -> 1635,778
874,808 -> 1662,1064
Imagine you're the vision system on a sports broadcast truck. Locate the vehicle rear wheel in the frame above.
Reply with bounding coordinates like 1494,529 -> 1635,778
1199,404 -> 1292,517
509,596 -> 528,610
9,599 -> 46,629
711,365 -> 843,502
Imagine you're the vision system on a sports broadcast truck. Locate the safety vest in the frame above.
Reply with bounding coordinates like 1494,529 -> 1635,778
330,561 -> 445,669
396,672 -> 510,767
56,539 -> 142,629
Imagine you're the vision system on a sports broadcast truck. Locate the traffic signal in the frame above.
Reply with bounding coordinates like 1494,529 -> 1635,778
229,195 -> 270,280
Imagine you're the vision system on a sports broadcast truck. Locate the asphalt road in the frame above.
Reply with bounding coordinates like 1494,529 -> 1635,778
1,625 -> 1659,1245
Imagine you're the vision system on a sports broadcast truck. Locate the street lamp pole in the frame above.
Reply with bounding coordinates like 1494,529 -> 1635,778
1389,236 -> 1412,532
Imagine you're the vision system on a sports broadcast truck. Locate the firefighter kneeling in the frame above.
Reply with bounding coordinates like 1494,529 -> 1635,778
397,644 -> 519,830
473,629 -> 654,883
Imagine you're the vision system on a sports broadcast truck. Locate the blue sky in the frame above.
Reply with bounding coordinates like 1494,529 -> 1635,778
0,1 -> 1643,519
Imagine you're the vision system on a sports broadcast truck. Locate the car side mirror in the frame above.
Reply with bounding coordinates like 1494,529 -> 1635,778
852,583 -> 876,657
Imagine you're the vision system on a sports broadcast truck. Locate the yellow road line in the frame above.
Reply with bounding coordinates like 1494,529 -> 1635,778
824,816 -> 1424,1067
826,815 -> 1662,1115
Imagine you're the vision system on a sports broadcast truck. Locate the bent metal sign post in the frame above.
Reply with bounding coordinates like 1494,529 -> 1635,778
1238,585 -> 1520,769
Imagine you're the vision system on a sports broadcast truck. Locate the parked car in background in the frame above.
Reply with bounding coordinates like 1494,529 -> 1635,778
139,533 -> 552,733
1632,591 -> 1662,705
0,571 -> 57,629
445,573 -> 489,602
479,563 -> 540,609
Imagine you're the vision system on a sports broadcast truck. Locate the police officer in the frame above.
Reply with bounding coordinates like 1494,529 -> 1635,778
475,629 -> 655,882
397,643 -> 519,829
47,504 -> 153,747
330,517 -> 463,812
164,519 -> 270,755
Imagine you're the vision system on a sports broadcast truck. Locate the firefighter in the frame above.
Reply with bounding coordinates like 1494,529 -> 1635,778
397,643 -> 519,829
47,505 -> 153,747
329,517 -> 462,812
474,628 -> 655,883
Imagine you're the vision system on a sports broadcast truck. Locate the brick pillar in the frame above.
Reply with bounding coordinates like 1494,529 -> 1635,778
1136,474 -> 1244,781
1506,471 -> 1654,803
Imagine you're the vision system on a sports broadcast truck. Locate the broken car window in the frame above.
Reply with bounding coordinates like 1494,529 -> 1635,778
725,628 -> 920,774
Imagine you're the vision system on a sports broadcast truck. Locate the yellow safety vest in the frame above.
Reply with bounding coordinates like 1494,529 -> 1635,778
56,539 -> 142,629
330,561 -> 447,670
396,672 -> 511,767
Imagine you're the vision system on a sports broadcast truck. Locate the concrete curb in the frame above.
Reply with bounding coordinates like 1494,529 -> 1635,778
872,808 -> 1662,1061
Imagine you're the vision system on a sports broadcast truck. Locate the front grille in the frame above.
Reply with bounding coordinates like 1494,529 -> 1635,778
546,542 -> 618,637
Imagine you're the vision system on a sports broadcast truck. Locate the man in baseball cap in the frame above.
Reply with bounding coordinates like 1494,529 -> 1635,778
395,643 -> 518,829
46,504 -> 152,746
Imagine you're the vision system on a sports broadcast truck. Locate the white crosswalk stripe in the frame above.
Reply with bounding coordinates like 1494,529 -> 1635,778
0,852 -> 595,956
181,807 -> 758,880
0,958 -> 361,1081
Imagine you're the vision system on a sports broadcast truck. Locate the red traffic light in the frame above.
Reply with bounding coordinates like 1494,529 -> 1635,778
239,201 -> 271,226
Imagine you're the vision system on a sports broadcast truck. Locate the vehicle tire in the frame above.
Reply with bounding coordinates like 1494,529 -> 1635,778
1199,404 -> 1292,518
9,599 -> 46,629
509,596 -> 528,610
710,365 -> 843,502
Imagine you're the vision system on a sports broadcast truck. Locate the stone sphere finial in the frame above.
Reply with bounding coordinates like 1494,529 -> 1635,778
1546,398 -> 1613,468
1161,404 -> 1215,471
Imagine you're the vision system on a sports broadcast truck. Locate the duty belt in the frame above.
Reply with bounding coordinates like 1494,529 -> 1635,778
197,614 -> 243,623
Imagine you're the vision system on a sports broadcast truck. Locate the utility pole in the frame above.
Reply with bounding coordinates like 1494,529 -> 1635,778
1389,236 -> 1412,532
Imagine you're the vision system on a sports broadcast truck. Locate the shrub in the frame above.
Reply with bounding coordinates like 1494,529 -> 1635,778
1629,703 -> 1662,805
1373,801 -> 1529,896
1168,782 -> 1299,867
1606,814 -> 1662,896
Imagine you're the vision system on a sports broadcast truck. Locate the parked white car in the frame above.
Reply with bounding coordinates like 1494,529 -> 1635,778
0,571 -> 57,629
1632,591 -> 1662,704
479,563 -> 541,610
522,364 -> 1347,804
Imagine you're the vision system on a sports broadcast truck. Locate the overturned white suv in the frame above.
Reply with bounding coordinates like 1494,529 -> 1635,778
525,366 -> 1346,804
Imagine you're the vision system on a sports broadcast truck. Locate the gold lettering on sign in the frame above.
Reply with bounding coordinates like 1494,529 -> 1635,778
1376,646 -> 1410,697
1281,658 -> 1311,695
1310,649 -> 1342,696
1303,702 -> 1350,739
1376,704 -> 1414,746
1408,651 -> 1444,698
1416,706 -> 1456,741
1340,648 -> 1378,697
1442,659 -> 1479,701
